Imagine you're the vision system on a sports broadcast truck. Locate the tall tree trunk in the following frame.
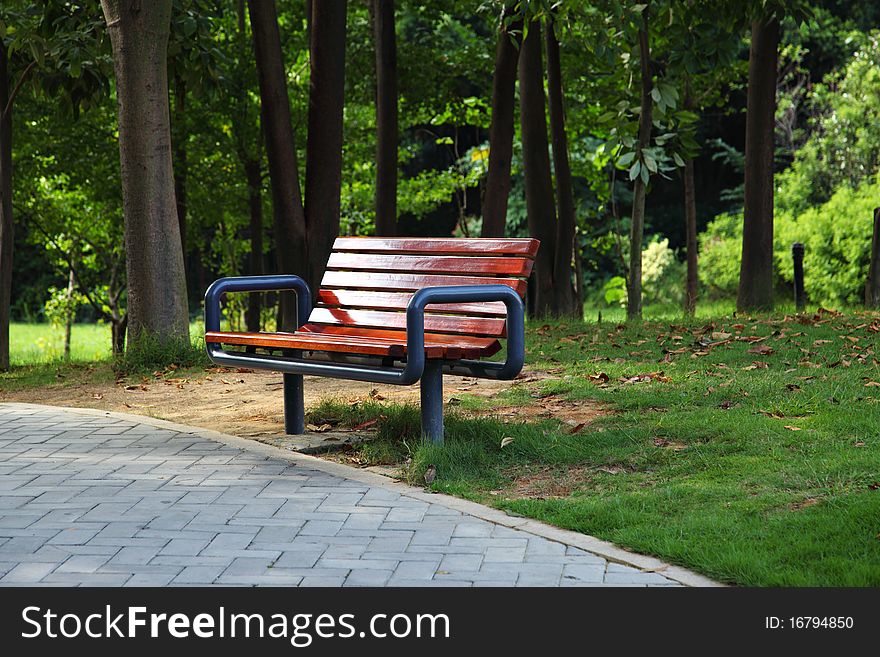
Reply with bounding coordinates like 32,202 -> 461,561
738,17 -> 779,312
172,73 -> 188,287
244,159 -> 264,331
373,0 -> 398,236
248,0 -> 308,329
626,10 -> 653,322
100,0 -> 190,346
683,157 -> 698,315
305,0 -> 347,293
0,43 -> 12,371
866,207 -> 880,308
545,19 -> 579,317
518,20 -> 556,317
481,8 -> 521,238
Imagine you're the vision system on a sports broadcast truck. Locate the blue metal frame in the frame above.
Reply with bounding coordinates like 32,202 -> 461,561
204,276 -> 526,443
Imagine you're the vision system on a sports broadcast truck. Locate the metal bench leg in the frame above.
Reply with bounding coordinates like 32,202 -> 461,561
283,372 -> 304,435
420,360 -> 444,444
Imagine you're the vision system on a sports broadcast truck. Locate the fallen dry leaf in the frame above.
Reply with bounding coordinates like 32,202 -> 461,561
783,425 -> 802,431
500,436 -> 515,449
588,372 -> 610,384
306,423 -> 333,433
747,344 -> 774,355
568,422 -> 587,435
350,418 -> 379,431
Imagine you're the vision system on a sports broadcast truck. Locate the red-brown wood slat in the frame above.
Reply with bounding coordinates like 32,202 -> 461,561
300,324 -> 501,358
316,290 -> 507,316
204,329 -> 500,359
333,237 -> 539,258
306,307 -> 507,337
321,271 -> 528,296
326,252 -> 532,277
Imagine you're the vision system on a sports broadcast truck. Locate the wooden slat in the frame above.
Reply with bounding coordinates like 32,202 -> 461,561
321,271 -> 528,296
307,307 -> 506,337
316,290 -> 507,316
333,237 -> 539,258
326,253 -> 532,277
300,324 -> 502,358
204,329 -> 500,359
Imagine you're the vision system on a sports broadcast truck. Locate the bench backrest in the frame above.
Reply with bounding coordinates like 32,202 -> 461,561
306,237 -> 540,338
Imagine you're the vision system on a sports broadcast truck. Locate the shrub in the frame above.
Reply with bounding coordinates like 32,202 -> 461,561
698,177 -> 879,306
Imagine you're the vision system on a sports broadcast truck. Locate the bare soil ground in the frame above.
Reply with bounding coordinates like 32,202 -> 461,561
1,367 -> 606,448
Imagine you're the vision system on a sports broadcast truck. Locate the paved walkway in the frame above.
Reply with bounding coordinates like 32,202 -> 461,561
0,403 -> 717,587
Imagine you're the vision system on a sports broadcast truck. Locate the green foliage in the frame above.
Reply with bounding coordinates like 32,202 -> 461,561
698,213 -> 744,299
776,31 -> 880,215
776,177 -> 880,305
641,237 -> 685,306
701,178 -> 879,306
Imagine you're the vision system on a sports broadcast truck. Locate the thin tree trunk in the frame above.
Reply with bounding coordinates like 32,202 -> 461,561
738,17 -> 779,312
545,19 -> 579,317
305,0 -> 347,293
373,0 -> 398,236
683,156 -> 698,315
244,159 -> 264,331
111,314 -> 127,356
172,73 -> 188,286
0,42 -> 12,371
481,8 -> 521,238
63,255 -> 76,361
626,10 -> 653,322
100,0 -> 190,346
248,0 -> 309,329
518,20 -> 556,317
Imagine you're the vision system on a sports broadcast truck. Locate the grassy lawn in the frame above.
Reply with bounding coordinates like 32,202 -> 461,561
3,310 -> 880,585
308,308 -> 880,586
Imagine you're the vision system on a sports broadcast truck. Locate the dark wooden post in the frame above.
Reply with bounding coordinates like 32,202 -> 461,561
792,242 -> 806,312
866,208 -> 880,309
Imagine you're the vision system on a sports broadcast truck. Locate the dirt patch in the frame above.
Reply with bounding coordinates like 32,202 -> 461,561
496,464 -> 597,500
475,393 -> 608,429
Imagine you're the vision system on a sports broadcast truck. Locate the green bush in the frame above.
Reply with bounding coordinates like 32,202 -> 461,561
698,213 -> 743,299
699,178 -> 879,306
776,178 -> 879,306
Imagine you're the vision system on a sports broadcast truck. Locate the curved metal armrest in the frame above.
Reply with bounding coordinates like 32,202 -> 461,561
405,284 -> 526,380
204,275 -> 312,332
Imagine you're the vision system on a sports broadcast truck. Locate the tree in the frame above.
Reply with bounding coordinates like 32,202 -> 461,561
100,0 -> 190,345
625,6 -> 653,321
481,4 -> 520,238
373,0 -> 397,236
305,0 -> 347,292
518,20 -> 557,317
545,17 -> 579,316
0,41 -> 12,370
248,0 -> 308,329
737,15 -> 780,312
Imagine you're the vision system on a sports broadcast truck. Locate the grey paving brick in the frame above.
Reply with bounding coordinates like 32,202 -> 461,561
0,404 -> 703,588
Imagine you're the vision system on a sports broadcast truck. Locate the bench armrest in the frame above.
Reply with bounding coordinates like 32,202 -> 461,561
405,285 -> 526,380
204,275 -> 312,332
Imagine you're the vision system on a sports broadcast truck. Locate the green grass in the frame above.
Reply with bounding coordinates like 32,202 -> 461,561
309,307 -> 880,586
2,321 -> 208,390
9,322 -> 113,365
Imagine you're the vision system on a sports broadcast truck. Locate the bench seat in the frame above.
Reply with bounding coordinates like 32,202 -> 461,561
204,326 -> 501,359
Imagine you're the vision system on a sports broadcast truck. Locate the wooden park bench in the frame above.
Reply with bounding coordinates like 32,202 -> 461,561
204,237 -> 540,443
